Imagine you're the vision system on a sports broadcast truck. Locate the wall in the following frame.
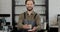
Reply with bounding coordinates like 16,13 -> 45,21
49,0 -> 60,26
0,0 -> 12,14
0,0 -> 12,26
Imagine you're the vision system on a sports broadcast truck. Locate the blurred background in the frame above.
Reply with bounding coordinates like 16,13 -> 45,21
0,0 -> 60,32
0,0 -> 48,32
49,0 -> 60,32
14,0 -> 47,32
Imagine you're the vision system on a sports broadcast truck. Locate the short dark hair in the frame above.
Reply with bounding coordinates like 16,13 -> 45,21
25,0 -> 35,4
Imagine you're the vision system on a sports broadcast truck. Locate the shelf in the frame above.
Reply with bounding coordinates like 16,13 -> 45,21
49,28 -> 58,32
49,26 -> 58,28
15,0 -> 46,6
15,5 -> 46,6
14,14 -> 46,16
40,14 -> 46,16
0,14 -> 10,17
58,14 -> 60,16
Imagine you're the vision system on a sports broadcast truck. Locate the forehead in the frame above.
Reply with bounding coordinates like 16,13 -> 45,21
26,1 -> 33,4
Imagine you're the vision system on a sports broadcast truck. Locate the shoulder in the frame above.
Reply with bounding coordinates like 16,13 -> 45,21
34,12 -> 40,19
34,12 -> 40,16
19,12 -> 26,17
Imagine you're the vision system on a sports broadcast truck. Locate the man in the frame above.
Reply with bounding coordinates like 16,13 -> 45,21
17,0 -> 41,32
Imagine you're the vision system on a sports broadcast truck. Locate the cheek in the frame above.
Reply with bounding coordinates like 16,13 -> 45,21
26,5 -> 28,7
30,5 -> 34,7
30,4 -> 34,7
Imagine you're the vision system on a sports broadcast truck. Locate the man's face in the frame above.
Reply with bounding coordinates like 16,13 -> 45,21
26,1 -> 34,11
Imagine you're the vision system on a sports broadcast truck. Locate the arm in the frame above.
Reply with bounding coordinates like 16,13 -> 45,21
36,14 -> 41,31
17,14 -> 24,29
32,14 -> 41,31
17,14 -> 30,29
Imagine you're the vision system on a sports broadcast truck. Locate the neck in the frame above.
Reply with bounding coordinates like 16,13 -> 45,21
27,10 -> 33,15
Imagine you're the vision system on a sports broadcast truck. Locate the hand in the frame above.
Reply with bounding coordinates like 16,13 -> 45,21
23,24 -> 30,29
32,27 -> 37,31
28,30 -> 34,32
28,27 -> 37,32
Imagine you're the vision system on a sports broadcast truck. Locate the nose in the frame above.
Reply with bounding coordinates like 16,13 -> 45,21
28,4 -> 31,7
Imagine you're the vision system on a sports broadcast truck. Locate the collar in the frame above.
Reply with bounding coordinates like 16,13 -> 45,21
26,11 -> 35,15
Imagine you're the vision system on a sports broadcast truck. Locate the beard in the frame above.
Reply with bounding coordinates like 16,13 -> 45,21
27,7 -> 33,11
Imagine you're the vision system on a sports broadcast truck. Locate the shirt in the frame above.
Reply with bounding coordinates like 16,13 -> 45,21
17,11 -> 41,31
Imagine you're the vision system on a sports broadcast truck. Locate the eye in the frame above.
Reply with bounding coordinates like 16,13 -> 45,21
27,4 -> 33,5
